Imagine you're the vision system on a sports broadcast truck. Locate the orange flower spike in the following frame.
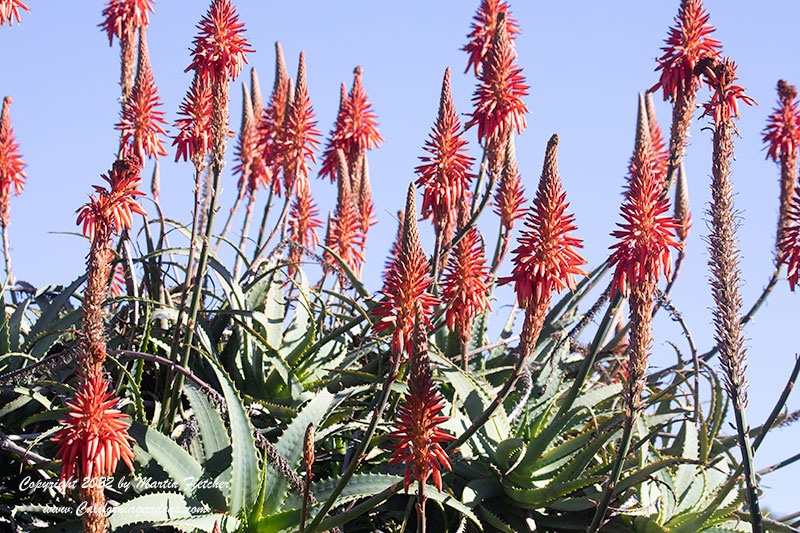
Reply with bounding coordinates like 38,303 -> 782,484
288,181 -> 322,265
173,74 -> 213,165
462,0 -> 519,76
500,135 -> 585,309
341,67 -> 383,162
764,80 -> 800,162
644,92 -> 669,184
383,210 -> 404,281
493,138 -> 526,233
233,82 -> 268,195
441,222 -> 491,345
318,83 -> 349,183
389,314 -> 454,492
651,0 -> 721,102
99,0 -> 153,45
779,191 -> 800,290
186,0 -> 253,84
53,373 -> 135,486
277,52 -> 321,194
256,42 -> 290,195
609,100 -> 680,297
416,68 -> 475,234
466,11 -> 528,145
325,150 -> 364,276
357,155 -> 377,236
0,97 -> 26,226
117,29 -> 168,160
0,0 -> 29,26
373,185 -> 439,357
77,156 -> 146,243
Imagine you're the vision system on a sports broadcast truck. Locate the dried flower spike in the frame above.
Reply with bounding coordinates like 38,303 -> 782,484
416,68 -> 474,236
0,97 -> 26,227
462,0 -> 519,76
698,58 -> 755,126
186,0 -> 253,84
374,185 -> 439,357
389,314 -> 454,493
0,0 -> 29,26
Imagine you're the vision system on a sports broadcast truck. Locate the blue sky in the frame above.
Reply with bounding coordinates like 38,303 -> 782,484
1,0 -> 799,515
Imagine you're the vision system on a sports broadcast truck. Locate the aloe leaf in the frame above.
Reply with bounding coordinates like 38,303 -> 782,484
504,476 -> 604,508
184,382 -> 232,492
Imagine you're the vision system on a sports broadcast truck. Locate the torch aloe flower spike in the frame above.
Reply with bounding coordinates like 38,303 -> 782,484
462,0 -> 519,76
374,184 -> 439,358
325,149 -> 364,280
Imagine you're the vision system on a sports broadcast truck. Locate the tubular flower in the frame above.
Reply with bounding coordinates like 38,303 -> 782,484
77,156 -> 146,243
389,316 -> 455,492
416,68 -> 475,234
276,52 -> 321,193
462,0 -> 519,76
493,137 -> 526,233
466,12 -> 528,146
698,58 -> 755,126
651,0 -> 721,102
325,150 -> 364,277
441,224 -> 491,345
117,30 -> 168,160
500,135 -> 585,310
779,189 -> 800,290
0,97 -> 26,227
99,0 -> 153,45
288,181 -> 322,266
233,82 -> 268,195
173,74 -> 213,165
0,0 -> 28,25
186,0 -> 253,84
373,185 -> 440,357
53,373 -> 135,486
319,67 -> 383,182
256,42 -> 291,196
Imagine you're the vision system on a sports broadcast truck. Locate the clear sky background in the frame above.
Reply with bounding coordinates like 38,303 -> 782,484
1,0 -> 798,515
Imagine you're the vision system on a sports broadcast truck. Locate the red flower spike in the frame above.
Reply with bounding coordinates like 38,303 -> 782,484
763,80 -> 800,163
77,156 -> 146,243
357,155 -> 377,236
779,188 -> 800,290
466,12 -> 529,145
493,138 -> 526,232
0,0 -> 28,26
609,110 -> 680,296
374,185 -> 439,357
325,150 -> 365,277
319,68 -> 383,182
186,0 -> 253,84
462,0 -> 520,76
441,223 -> 491,345
389,314 -> 455,492
500,135 -> 585,309
0,97 -> 26,208
233,82 -> 269,196
255,42 -> 291,196
53,372 -> 135,486
699,58 -> 755,126
288,180 -> 322,267
651,0 -> 721,102
416,68 -> 475,234
276,52 -> 320,194
173,74 -> 213,164
117,30 -> 168,161
99,0 -> 153,45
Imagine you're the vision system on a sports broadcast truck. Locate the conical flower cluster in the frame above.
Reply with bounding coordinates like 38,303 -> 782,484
173,74 -> 214,166
416,68 -> 474,237
462,0 -> 519,76
288,181 -> 322,267
0,97 -> 26,227
493,137 -> 526,234
373,186 -> 439,357
233,81 -> 268,196
500,135 -> 584,310
389,316 -> 454,492
325,150 -> 364,278
186,0 -> 252,84
117,30 -> 168,160
255,42 -> 292,195
319,67 -> 383,182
